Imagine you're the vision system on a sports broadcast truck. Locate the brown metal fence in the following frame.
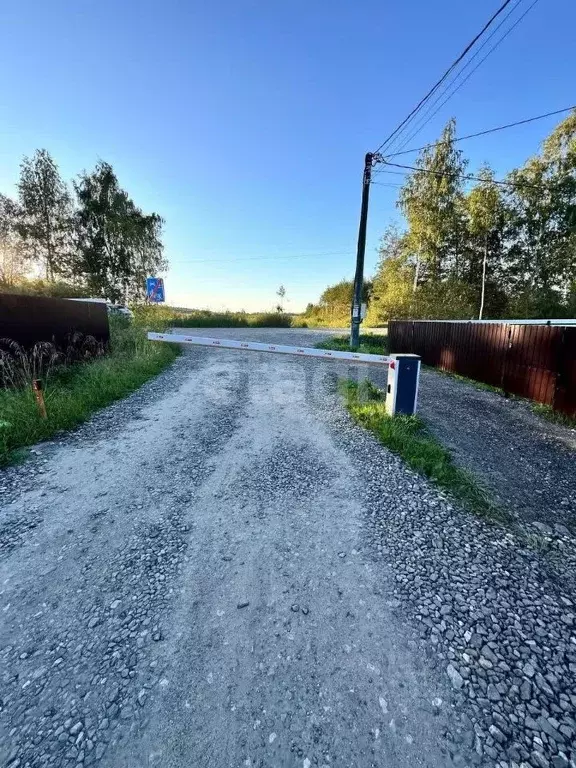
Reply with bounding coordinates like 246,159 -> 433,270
388,320 -> 576,417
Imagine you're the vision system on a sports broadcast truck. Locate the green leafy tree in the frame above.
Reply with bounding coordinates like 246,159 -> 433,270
465,165 -> 506,318
74,162 -> 166,302
398,119 -> 468,283
504,112 -> 576,316
17,149 -> 73,280
368,225 -> 414,323
0,193 -> 29,285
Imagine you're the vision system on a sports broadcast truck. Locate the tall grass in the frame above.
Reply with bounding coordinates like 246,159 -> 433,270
0,316 -> 179,466
132,306 -> 292,329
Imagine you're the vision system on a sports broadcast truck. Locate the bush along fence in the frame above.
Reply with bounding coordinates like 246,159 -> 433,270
388,320 -> 576,417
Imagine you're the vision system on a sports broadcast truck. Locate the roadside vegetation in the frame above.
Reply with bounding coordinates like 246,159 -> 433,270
133,305 -> 292,329
429,366 -> 576,428
305,112 -> 576,326
0,315 -> 179,466
315,333 -> 387,356
340,379 -> 505,522
531,403 -> 576,429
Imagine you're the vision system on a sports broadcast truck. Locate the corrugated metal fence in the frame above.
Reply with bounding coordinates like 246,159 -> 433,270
388,320 -> 576,417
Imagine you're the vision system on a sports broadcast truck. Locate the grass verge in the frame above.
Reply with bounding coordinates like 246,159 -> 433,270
315,333 -> 388,355
0,317 -> 180,466
340,379 -> 506,522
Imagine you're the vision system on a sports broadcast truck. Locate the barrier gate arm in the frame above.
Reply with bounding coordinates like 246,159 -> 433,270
147,332 -> 390,366
147,332 -> 420,414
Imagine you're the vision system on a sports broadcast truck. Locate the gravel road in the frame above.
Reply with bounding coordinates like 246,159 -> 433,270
1,328 -> 575,768
418,369 -> 576,531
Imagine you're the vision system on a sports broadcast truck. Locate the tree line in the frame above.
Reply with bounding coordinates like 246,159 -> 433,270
0,150 -> 166,303
307,112 -> 576,323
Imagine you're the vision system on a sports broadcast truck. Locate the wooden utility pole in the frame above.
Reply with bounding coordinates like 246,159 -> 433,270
350,152 -> 373,349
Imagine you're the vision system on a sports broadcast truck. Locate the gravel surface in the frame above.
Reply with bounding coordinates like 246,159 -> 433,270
1,327 -> 575,768
417,368 -> 576,594
418,369 -> 576,531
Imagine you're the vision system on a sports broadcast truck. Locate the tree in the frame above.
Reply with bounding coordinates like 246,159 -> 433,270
74,162 -> 166,302
0,193 -> 28,285
276,284 -> 286,313
398,119 -> 468,284
465,165 -> 505,318
17,149 -> 73,280
368,225 -> 414,323
503,112 -> 576,316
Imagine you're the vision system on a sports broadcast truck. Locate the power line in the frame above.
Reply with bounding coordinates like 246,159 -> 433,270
385,0 -> 528,155
171,249 -> 353,265
370,181 -> 405,188
373,0 -> 516,155
378,105 -> 576,159
383,160 -> 549,190
389,0 -> 541,155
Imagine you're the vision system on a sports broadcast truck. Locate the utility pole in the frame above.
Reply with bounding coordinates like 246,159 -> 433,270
350,152 -> 374,349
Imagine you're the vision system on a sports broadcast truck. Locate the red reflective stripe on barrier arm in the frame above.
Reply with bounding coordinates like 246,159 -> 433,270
147,333 -> 392,366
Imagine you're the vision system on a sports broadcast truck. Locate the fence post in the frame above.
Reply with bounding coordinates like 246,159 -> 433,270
552,327 -> 572,416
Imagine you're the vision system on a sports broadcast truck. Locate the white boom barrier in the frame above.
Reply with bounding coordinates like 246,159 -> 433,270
147,332 -> 390,366
147,332 -> 421,415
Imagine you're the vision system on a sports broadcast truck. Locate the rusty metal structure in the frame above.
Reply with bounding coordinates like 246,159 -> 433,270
0,294 -> 110,349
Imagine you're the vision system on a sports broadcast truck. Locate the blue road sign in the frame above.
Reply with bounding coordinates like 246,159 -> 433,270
146,277 -> 165,303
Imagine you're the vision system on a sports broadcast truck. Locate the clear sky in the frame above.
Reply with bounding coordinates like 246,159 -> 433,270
0,0 -> 574,311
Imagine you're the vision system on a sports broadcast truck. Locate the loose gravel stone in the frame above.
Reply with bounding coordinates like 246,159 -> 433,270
1,329 -> 575,768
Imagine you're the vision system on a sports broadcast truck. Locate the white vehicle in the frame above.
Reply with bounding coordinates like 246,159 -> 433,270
66,298 -> 134,320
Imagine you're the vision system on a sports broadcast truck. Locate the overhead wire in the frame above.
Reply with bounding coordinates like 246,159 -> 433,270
171,249 -> 354,265
377,105 -> 576,159
383,160 -> 551,191
372,0 -> 517,156
386,0 -> 541,156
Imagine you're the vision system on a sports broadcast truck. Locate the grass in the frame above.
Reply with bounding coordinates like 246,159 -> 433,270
315,333 -> 388,355
429,365 -> 504,394
132,306 -> 292,329
531,402 -> 576,428
0,316 -> 180,466
339,379 -> 506,522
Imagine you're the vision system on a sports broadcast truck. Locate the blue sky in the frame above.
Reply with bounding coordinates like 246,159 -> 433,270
0,0 -> 574,311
